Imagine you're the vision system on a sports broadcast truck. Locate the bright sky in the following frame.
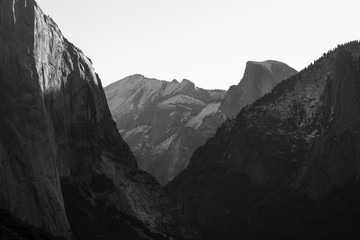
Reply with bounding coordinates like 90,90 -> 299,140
36,0 -> 360,90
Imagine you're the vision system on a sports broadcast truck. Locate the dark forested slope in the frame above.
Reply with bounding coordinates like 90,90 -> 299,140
167,41 -> 360,240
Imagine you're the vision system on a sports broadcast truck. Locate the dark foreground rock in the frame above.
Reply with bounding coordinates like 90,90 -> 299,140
0,209 -> 65,240
0,0 -> 200,239
167,41 -> 360,240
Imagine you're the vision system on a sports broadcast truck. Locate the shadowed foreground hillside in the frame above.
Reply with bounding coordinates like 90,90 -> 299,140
167,40 -> 360,240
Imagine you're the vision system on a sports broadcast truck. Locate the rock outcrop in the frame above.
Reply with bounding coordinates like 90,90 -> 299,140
105,75 -> 226,185
220,60 -> 297,118
167,41 -> 360,239
0,0 -> 200,239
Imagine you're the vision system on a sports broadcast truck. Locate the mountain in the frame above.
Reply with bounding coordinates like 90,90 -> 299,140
220,60 -> 298,118
106,61 -> 296,185
0,0 -> 200,239
167,41 -> 360,239
105,75 -> 226,185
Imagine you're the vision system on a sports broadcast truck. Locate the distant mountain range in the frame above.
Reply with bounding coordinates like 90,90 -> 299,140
3,2 -> 359,240
105,61 -> 297,184
105,75 -> 227,185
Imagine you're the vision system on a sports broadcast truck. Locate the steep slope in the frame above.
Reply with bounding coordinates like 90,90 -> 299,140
0,0 -> 199,239
167,41 -> 360,239
105,75 -> 226,185
220,60 -> 297,118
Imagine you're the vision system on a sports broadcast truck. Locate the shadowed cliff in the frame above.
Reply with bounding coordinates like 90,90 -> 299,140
0,0 -> 200,239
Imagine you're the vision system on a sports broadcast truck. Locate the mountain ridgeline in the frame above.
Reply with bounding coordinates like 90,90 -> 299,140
2,1 -> 358,240
105,62 -> 296,185
166,41 -> 360,239
105,75 -> 226,185
0,0 -> 200,239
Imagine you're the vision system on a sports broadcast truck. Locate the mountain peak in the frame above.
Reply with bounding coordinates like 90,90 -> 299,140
181,78 -> 192,83
105,74 -> 226,185
122,73 -> 147,82
179,78 -> 196,89
128,73 -> 145,78
246,60 -> 296,73
220,60 -> 297,118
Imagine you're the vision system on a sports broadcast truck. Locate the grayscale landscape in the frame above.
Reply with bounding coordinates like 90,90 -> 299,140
0,0 -> 360,239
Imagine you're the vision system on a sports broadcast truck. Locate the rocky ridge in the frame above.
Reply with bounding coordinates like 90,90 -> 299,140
105,75 -> 226,185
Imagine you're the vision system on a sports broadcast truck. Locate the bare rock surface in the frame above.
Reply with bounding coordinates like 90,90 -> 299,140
105,75 -> 226,185
220,60 -> 297,118
0,1 -> 200,239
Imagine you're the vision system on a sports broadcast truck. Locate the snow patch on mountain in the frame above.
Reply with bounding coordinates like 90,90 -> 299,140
152,134 -> 176,154
157,94 -> 206,109
186,102 -> 221,129
207,91 -> 226,99
105,74 -> 227,184
122,125 -> 151,139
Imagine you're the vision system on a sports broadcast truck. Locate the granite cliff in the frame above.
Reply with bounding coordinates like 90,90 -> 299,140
220,60 -> 297,118
0,0 -> 199,239
167,41 -> 360,239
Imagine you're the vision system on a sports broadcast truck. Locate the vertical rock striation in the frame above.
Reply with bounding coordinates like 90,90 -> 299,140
0,1 -> 200,239
0,0 -> 70,237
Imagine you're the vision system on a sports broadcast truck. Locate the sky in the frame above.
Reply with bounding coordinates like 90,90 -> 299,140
36,0 -> 360,90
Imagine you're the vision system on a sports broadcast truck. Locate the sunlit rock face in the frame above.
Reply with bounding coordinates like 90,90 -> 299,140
220,60 -> 298,119
105,75 -> 226,185
0,1 -> 200,239
167,41 -> 360,239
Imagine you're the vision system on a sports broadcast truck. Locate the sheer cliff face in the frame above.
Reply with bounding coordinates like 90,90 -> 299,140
105,75 -> 226,185
0,0 -> 70,237
220,60 -> 297,118
167,42 -> 360,239
0,1 -> 199,239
